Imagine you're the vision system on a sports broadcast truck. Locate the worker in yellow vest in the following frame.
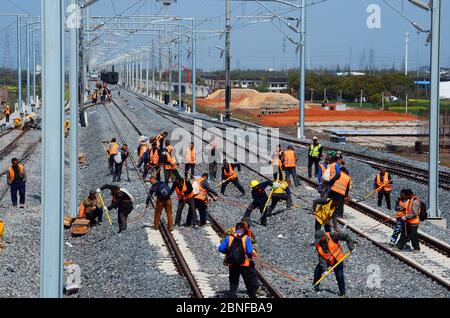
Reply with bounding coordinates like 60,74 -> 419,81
262,180 -> 292,226
281,146 -> 300,187
313,196 -> 339,233
4,104 -> 11,123
328,166 -> 351,218
107,138 -> 120,175
374,167 -> 393,210
184,142 -> 196,180
308,137 -> 323,179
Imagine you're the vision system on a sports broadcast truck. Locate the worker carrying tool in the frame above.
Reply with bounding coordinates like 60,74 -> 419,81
389,189 -> 409,246
192,173 -> 218,226
313,229 -> 355,298
222,218 -> 265,297
308,137 -> 323,179
113,144 -> 130,183
184,142 -> 196,180
147,177 -> 174,231
326,161 -> 350,218
162,140 -> 178,184
313,196 -> 339,233
281,146 -> 300,187
79,190 -> 103,226
271,145 -> 283,181
4,104 -> 11,123
243,180 -> 274,224
317,154 -> 333,196
143,141 -> 161,181
172,176 -> 199,227
220,159 -> 245,196
396,189 -> 426,252
98,185 -> 134,233
107,138 -> 120,175
7,158 -> 27,208
261,180 -> 293,226
374,167 -> 393,210
218,222 -> 258,298
137,136 -> 149,171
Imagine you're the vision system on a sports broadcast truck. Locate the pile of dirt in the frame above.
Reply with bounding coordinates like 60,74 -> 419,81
260,108 -> 418,127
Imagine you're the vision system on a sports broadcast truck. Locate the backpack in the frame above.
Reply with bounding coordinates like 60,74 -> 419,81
114,151 -> 122,164
192,178 -> 201,195
155,183 -> 171,199
322,167 -> 331,182
228,235 -> 246,266
416,197 -> 428,221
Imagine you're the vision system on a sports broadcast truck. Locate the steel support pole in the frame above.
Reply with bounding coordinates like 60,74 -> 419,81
192,19 -> 196,113
152,41 -> 156,98
140,54 -> 143,92
41,0 -> 65,298
297,0 -> 306,140
17,16 -> 23,115
26,22 -> 30,110
32,29 -> 37,110
70,0 -> 79,218
178,25 -> 182,108
428,0 -> 442,219
168,47 -> 173,106
224,0 -> 231,120
146,52 -> 149,95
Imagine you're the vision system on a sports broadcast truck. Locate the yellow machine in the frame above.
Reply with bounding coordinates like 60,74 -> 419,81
13,118 -> 23,127
0,220 -> 4,250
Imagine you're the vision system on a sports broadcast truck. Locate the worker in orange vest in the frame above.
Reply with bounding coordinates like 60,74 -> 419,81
328,165 -> 351,218
374,167 -> 393,210
313,229 -> 355,297
271,144 -> 283,181
79,190 -> 103,225
4,104 -> 11,123
281,146 -> 300,187
184,142 -> 196,180
107,138 -> 120,175
396,189 -> 421,251
143,141 -> 161,181
221,159 -> 245,196
172,176 -> 199,227
389,189 -> 409,246
162,139 -> 178,184
193,173 -> 218,226
136,135 -> 149,171
7,158 -> 27,208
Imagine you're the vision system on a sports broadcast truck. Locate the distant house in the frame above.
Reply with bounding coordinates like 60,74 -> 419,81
239,78 -> 262,88
336,71 -> 366,76
268,78 -> 288,92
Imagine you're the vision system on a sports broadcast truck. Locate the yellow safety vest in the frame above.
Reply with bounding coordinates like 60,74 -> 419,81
315,199 -> 336,225
273,181 -> 288,194
309,144 -> 321,158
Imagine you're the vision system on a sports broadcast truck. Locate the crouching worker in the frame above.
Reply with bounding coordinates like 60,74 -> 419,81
262,180 -> 292,226
313,196 -> 339,233
99,185 -> 134,233
313,229 -> 355,298
218,222 -> 258,298
79,190 -> 103,226
147,177 -> 174,231
243,180 -> 273,224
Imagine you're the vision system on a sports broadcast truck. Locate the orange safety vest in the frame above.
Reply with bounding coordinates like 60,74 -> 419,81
138,143 -> 148,160
193,177 -> 208,203
330,172 -> 351,196
8,164 -> 25,182
5,106 -> 11,115
283,149 -> 297,168
272,151 -> 282,167
185,147 -> 196,164
175,180 -> 194,202
376,173 -> 392,192
149,148 -> 159,165
108,142 -> 119,156
164,145 -> 176,170
223,163 -> 237,181
79,202 -> 87,219
316,232 -> 345,266
405,196 -> 420,225
327,162 -> 337,180
395,199 -> 409,219
319,162 -> 327,175
227,234 -> 250,267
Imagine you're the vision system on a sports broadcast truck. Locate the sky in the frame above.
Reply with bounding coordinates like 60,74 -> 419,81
0,0 -> 449,72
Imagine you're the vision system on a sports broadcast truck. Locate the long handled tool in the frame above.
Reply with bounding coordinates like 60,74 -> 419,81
97,191 -> 113,226
355,182 -> 391,203
100,140 -> 110,159
314,251 -> 352,286
215,174 -> 237,188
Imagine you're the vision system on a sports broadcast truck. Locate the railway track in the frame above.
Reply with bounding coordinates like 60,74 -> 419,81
121,88 -> 450,290
107,99 -> 283,298
0,127 -> 31,161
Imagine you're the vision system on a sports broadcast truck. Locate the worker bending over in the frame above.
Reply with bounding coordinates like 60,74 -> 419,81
172,177 -> 199,227
313,229 -> 355,298
7,158 -> 27,208
243,180 -> 274,224
147,177 -> 174,231
221,159 -> 245,196
79,190 -> 103,225
313,196 -> 339,233
389,189 -> 408,246
374,167 -> 393,210
193,173 -> 218,226
218,222 -> 258,298
396,189 -> 422,252
263,180 -> 293,227
317,155 -> 333,196
99,185 -> 134,233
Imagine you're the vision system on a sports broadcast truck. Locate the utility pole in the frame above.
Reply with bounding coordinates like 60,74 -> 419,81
298,0 -> 306,139
428,0 -> 442,220
41,0 -> 65,298
192,19 -> 196,113
168,47 -> 173,106
416,31 -> 420,77
146,51 -> 149,95
178,24 -> 182,108
405,32 -> 409,76
32,27 -> 37,110
152,40 -> 156,98
17,16 -> 22,116
224,0 -> 231,120
26,21 -> 30,110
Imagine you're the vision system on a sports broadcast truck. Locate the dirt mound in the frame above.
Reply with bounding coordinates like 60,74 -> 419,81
260,108 -> 418,127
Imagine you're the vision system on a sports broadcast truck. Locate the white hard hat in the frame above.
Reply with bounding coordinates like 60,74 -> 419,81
313,136 -> 318,140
